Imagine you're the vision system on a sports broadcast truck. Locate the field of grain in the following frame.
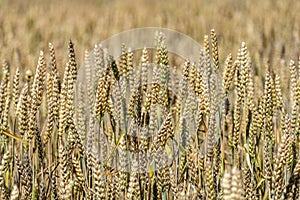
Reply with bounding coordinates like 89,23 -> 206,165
0,0 -> 300,199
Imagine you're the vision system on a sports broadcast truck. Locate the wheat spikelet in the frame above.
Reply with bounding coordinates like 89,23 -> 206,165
113,80 -> 123,127
0,151 -> 10,199
211,29 -> 219,70
213,142 -> 221,196
187,147 -> 203,198
93,160 -> 106,199
118,43 -> 128,76
273,137 -> 287,198
200,62 -> 210,116
94,44 -> 105,84
118,135 -> 129,192
12,67 -> 20,112
141,47 -> 149,92
44,71 -> 55,144
106,169 -> 114,199
223,53 -> 234,93
149,64 -> 161,107
159,42 -> 169,88
138,145 -> 149,188
188,62 -> 196,93
84,50 -> 94,114
263,67 -> 275,194
94,67 -> 111,120
0,82 -> 6,122
179,59 -> 190,109
206,115 -> 216,159
126,47 -> 134,88
58,67 -> 69,138
68,40 -> 77,81
27,51 -> 46,141
128,87 -> 142,125
205,159 -> 215,200
48,43 -> 60,120
76,83 -> 86,141
69,120 -> 85,155
86,117 -> 96,172
126,156 -> 140,199
232,60 -> 242,149
51,175 -> 58,200
150,112 -> 173,153
65,41 -> 77,121
58,42 -> 78,138
16,152 -> 32,200
0,60 -> 10,131
248,107 -> 259,158
147,101 -> 158,139
238,42 -> 250,101
58,139 -> 70,197
155,34 -> 163,65
243,165 -> 256,200
291,101 -> 298,136
274,74 -> 285,113
170,169 -> 180,199
263,135 -> 272,194
34,125 -> 46,200
71,155 -> 84,186
195,63 -> 203,98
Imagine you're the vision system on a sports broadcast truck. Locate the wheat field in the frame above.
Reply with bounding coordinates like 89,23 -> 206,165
0,0 -> 300,199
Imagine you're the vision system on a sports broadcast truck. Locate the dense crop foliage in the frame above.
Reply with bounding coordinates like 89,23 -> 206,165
0,0 -> 300,199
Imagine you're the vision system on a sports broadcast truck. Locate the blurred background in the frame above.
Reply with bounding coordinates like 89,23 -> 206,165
0,0 -> 299,73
